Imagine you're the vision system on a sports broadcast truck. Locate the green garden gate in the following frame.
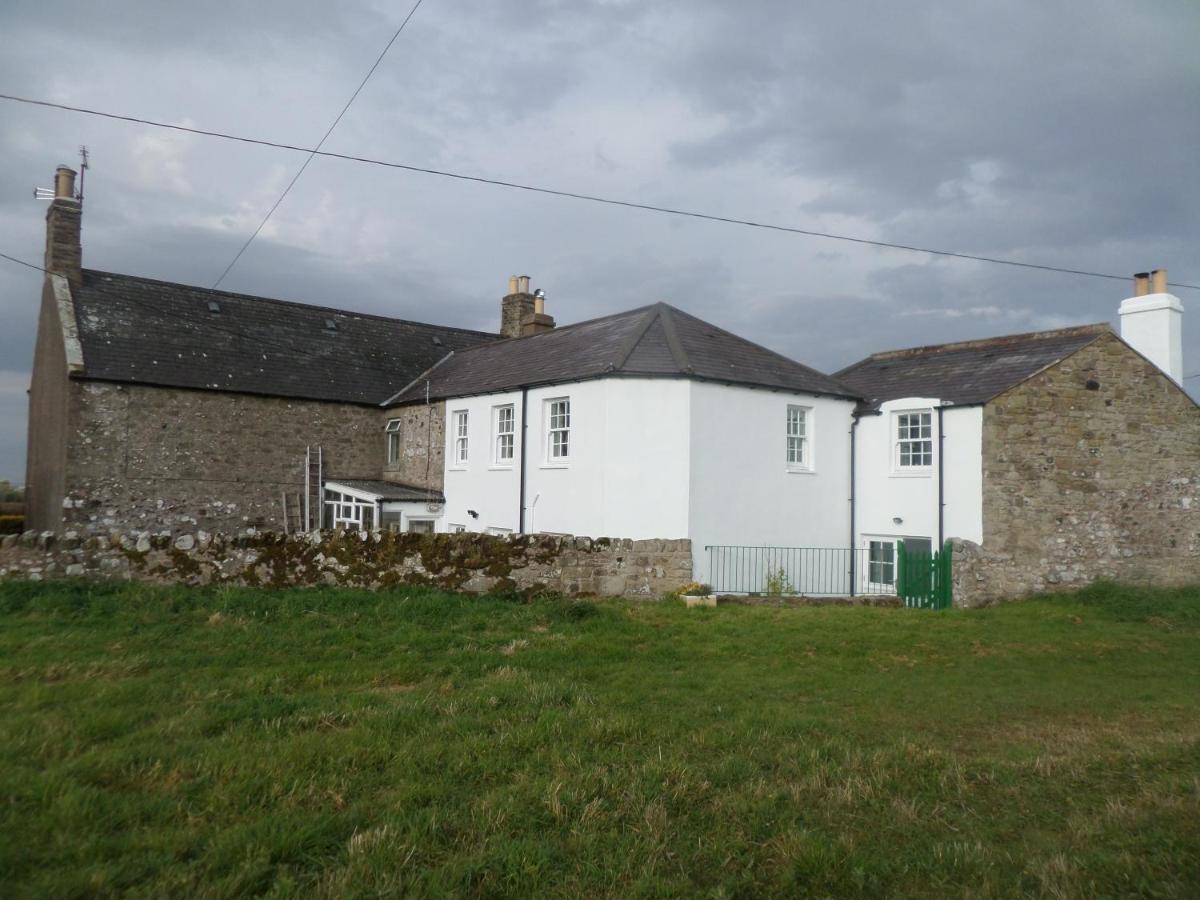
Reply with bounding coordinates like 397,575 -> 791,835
896,541 -> 953,610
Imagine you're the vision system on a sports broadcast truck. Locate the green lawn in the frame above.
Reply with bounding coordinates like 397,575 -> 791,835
1,581 -> 1197,898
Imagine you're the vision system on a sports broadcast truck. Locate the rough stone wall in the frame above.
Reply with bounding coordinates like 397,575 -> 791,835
24,280 -> 72,532
500,292 -> 534,339
959,333 -> 1200,605
382,402 -> 446,489
60,382 -> 385,535
0,529 -> 693,598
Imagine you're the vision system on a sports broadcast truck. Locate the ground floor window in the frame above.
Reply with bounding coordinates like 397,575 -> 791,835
407,519 -> 435,534
868,540 -> 895,587
864,536 -> 933,592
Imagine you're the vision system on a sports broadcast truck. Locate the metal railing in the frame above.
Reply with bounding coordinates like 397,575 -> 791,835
704,545 -> 897,597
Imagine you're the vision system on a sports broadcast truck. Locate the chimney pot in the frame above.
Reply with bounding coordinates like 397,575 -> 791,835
517,275 -> 530,294
534,294 -> 545,315
54,165 -> 77,201
1150,268 -> 1168,294
507,275 -> 518,295
1133,272 -> 1150,297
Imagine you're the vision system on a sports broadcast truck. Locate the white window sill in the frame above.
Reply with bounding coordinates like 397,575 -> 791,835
786,467 -> 815,475
488,464 -> 515,471
889,469 -> 932,478
540,462 -> 570,470
447,466 -> 468,473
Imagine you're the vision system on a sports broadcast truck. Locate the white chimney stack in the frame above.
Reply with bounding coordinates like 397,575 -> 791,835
1119,269 -> 1184,384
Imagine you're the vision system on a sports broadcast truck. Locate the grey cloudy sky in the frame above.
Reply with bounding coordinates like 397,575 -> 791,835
1,0 -> 1197,483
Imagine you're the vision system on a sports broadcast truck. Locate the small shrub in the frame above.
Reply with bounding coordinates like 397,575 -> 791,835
0,515 -> 24,535
764,568 -> 797,597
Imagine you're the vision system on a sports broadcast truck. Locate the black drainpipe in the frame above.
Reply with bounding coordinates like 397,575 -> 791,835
936,404 -> 945,549
518,387 -> 529,533
849,414 -> 860,597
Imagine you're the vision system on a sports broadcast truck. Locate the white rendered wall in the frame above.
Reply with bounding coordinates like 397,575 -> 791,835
1119,293 -> 1184,384
439,379 -> 692,540
440,389 -> 523,533
854,399 -> 983,550
688,381 -> 856,587
941,406 -> 983,544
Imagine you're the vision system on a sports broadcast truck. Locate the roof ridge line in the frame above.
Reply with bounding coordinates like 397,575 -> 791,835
610,305 -> 664,372
382,350 -> 455,406
666,304 -> 859,394
657,304 -> 693,373
864,322 -> 1112,362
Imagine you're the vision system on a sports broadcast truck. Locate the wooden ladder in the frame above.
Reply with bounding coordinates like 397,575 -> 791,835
303,445 -> 324,531
280,492 -> 304,535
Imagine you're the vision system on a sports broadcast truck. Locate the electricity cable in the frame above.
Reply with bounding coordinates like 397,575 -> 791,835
211,0 -> 426,288
4,91 -> 1198,291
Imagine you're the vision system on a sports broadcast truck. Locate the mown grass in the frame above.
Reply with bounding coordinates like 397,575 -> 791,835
0,580 -> 1197,898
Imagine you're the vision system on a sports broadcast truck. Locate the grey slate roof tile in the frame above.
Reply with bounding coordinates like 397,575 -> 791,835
388,302 -> 860,405
72,270 -> 498,404
324,478 -> 444,502
836,323 -> 1111,407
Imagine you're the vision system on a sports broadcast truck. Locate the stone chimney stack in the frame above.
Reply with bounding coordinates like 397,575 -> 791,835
522,289 -> 555,336
500,274 -> 556,338
44,165 -> 82,293
1119,269 -> 1184,384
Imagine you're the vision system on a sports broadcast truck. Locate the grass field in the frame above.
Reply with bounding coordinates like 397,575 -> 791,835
1,580 -> 1198,897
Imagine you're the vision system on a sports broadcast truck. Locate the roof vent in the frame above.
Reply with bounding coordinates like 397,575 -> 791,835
432,336 -> 443,347
207,300 -> 221,313
324,319 -> 338,332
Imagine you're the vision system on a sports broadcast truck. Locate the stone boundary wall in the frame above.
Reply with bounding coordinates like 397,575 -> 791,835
949,537 -> 1200,608
0,529 -> 693,598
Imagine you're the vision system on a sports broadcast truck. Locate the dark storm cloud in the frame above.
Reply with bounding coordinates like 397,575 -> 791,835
0,0 -> 1196,483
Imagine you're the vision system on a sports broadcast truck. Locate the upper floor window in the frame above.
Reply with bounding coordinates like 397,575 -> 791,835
786,405 -> 810,469
385,418 -> 402,465
547,397 -> 570,461
896,411 -> 933,468
494,404 -> 515,464
452,410 -> 469,465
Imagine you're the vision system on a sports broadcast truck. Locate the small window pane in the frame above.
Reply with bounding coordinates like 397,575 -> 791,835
495,405 -> 515,463
453,410 -> 469,464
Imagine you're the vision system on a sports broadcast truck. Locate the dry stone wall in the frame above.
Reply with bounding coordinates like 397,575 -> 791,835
960,333 -> 1200,606
0,529 -> 693,598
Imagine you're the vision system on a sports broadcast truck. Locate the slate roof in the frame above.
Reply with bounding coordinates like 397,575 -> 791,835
387,302 -> 860,405
324,478 -> 444,502
835,323 -> 1112,407
71,270 -> 498,405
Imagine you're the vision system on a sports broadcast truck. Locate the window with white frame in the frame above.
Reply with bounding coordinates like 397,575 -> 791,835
786,405 -> 810,469
385,418 -> 402,465
895,411 -> 933,468
323,488 -> 377,532
452,410 -> 469,465
868,540 -> 895,587
494,404 -> 515,464
546,397 -> 570,461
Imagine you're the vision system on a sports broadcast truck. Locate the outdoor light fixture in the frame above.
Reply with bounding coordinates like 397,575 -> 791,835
467,509 -> 479,519
892,516 -> 903,525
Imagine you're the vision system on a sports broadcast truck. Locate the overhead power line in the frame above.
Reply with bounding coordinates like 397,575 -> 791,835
212,0 -> 426,289
0,249 -> 45,272
3,91 -> 1199,292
